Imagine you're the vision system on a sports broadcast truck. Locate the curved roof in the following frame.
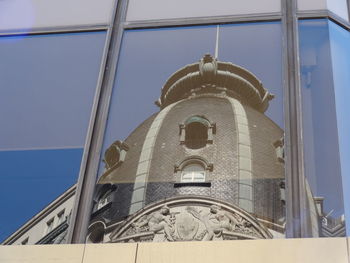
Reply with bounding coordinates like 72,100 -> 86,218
158,54 -> 274,112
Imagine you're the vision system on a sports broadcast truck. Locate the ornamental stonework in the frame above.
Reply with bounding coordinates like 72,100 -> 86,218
109,197 -> 272,243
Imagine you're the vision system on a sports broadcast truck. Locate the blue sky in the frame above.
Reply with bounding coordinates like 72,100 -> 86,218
299,19 -> 350,221
0,31 -> 106,242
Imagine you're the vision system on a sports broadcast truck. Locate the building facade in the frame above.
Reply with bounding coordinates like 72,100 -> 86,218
1,0 -> 350,261
2,186 -> 75,245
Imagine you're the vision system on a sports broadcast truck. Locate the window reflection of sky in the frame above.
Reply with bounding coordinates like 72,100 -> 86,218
299,19 -> 350,228
329,20 -> 350,234
0,31 -> 106,242
102,22 -> 283,177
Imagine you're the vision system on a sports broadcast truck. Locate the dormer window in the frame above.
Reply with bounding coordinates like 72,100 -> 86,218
93,185 -> 117,213
181,163 -> 206,183
103,141 -> 129,169
179,116 -> 216,149
174,156 -> 213,186
105,146 -> 120,168
97,190 -> 113,210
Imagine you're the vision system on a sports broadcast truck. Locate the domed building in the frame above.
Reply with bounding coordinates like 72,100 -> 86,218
88,54 -> 286,243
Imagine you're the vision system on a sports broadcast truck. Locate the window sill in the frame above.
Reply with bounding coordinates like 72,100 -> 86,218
174,181 -> 211,188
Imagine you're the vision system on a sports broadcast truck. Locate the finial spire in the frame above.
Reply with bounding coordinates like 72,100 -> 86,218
215,25 -> 220,59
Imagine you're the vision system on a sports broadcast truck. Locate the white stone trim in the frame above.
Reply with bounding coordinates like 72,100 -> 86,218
227,98 -> 253,213
129,103 -> 178,214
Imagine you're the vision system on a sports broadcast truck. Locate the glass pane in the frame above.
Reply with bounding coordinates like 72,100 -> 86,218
0,0 -> 115,32
327,0 -> 349,21
89,22 -> 285,244
297,0 -> 327,12
126,0 -> 281,21
181,173 -> 194,182
299,19 -> 347,237
328,20 -> 350,236
297,0 -> 349,22
183,164 -> 204,172
0,31 -> 107,244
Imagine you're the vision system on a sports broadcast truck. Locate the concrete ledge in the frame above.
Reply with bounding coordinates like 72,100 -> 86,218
136,238 -> 348,263
83,243 -> 137,263
0,244 -> 85,263
0,238 -> 348,263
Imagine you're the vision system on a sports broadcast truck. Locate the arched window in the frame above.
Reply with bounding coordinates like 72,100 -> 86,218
87,221 -> 105,244
174,156 -> 213,186
179,116 -> 216,149
181,163 -> 206,182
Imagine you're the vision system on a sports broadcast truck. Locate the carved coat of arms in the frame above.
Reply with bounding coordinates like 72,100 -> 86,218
109,197 -> 273,243
176,211 -> 199,241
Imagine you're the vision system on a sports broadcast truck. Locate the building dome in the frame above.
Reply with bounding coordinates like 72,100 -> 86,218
90,55 -> 285,243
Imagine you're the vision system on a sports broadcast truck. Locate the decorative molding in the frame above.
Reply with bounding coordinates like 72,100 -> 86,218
159,54 -> 274,112
227,97 -> 253,213
128,102 -> 180,214
110,196 -> 272,242
36,220 -> 69,244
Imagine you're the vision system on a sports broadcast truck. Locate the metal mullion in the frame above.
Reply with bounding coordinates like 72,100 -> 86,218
67,0 -> 129,244
282,0 -> 309,238
123,13 -> 282,30
297,10 -> 350,31
0,24 -> 109,37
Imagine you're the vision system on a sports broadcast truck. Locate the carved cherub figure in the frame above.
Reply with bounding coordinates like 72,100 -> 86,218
132,205 -> 174,241
187,205 -> 242,240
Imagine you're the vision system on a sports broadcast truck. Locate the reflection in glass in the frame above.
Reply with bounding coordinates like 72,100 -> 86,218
0,31 -> 106,244
328,20 -> 350,236
299,19 -> 347,237
89,22 -> 287,243
181,164 -> 206,183
126,0 -> 281,21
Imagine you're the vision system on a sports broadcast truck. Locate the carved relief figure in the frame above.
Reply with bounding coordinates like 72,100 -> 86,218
112,199 -> 271,243
132,205 -> 174,241
186,205 -> 242,240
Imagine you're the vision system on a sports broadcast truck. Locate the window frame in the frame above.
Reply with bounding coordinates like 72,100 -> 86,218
67,0 -> 350,242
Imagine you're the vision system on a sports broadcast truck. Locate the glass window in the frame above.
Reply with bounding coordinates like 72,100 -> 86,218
46,218 -> 55,234
328,20 -> 350,236
297,0 -> 328,12
299,19 -> 348,237
0,0 -> 115,32
0,31 -> 106,243
326,0 -> 349,21
57,210 -> 65,225
126,0 -> 281,21
297,0 -> 349,22
183,116 -> 211,149
181,163 -> 206,182
97,190 -> 113,210
21,237 -> 29,245
90,22 -> 285,243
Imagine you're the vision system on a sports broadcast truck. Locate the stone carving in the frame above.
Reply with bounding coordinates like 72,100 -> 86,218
131,205 -> 175,242
186,205 -> 242,240
110,197 -> 272,243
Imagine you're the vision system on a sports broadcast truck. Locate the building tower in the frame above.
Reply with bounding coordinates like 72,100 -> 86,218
88,54 -> 286,243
